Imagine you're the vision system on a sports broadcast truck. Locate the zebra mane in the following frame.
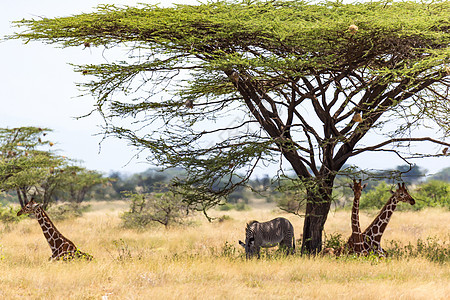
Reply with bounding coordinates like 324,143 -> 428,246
246,220 -> 259,228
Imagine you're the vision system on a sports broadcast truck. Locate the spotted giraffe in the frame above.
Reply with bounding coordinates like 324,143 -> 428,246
17,199 -> 93,261
361,183 -> 415,256
346,179 -> 367,255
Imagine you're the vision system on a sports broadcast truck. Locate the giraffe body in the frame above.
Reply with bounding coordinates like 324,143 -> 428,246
356,183 -> 415,256
17,199 -> 93,261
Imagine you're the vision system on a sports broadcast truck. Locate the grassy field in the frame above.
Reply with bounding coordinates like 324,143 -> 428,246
0,201 -> 448,299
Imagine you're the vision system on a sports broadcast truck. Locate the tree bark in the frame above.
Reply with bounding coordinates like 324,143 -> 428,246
300,177 -> 334,254
301,199 -> 332,254
16,188 -> 24,208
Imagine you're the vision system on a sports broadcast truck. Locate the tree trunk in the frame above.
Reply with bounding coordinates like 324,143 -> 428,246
301,200 -> 332,254
16,188 -> 25,208
300,179 -> 333,254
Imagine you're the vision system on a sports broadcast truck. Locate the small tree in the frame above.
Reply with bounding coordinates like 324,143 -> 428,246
60,166 -> 109,203
121,190 -> 189,229
360,181 -> 392,210
413,180 -> 449,209
0,127 -> 63,207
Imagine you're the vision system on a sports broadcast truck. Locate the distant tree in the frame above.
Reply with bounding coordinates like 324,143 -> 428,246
60,166 -> 109,203
360,181 -> 392,210
9,1 -> 450,253
110,169 -> 169,196
395,165 -> 427,184
430,167 -> 450,182
121,190 -> 189,229
413,180 -> 449,209
0,127 -> 63,207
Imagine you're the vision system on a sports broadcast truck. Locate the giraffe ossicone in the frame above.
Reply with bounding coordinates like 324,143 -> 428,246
17,198 -> 93,261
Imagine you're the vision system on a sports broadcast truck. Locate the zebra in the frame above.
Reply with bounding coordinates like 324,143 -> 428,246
238,217 -> 295,259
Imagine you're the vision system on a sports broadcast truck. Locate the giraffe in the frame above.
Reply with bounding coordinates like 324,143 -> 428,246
17,199 -> 93,261
360,182 -> 415,256
346,179 -> 367,255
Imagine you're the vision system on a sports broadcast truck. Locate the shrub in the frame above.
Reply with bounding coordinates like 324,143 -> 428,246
216,202 -> 250,211
217,215 -> 232,222
360,181 -> 392,210
0,204 -> 23,223
412,180 -> 449,210
121,191 -> 189,229
234,202 -> 250,211
46,203 -> 91,221
385,236 -> 449,264
323,232 -> 345,250
216,203 -> 234,211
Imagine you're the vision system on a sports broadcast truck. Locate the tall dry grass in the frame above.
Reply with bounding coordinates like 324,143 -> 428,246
0,201 -> 448,299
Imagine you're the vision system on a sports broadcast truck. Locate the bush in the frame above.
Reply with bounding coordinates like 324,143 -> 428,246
216,202 -> 250,211
360,181 -> 392,210
323,232 -> 345,250
216,203 -> 234,211
385,236 -> 449,264
46,203 -> 91,221
0,204 -> 23,223
121,191 -> 189,229
412,180 -> 449,210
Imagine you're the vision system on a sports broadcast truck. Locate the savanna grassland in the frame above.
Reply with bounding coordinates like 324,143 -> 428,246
0,201 -> 448,300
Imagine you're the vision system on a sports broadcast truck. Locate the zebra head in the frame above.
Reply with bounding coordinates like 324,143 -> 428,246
238,222 -> 258,259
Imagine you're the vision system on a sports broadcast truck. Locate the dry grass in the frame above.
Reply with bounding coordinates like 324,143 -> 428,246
0,201 -> 448,299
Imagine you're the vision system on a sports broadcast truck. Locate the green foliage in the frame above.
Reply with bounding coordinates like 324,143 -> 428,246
109,169 -> 170,195
0,204 -> 23,223
217,214 -> 233,223
275,178 -> 318,216
323,232 -> 345,250
360,180 -> 449,211
412,180 -> 449,210
57,166 -> 109,203
386,236 -> 449,264
360,181 -> 392,210
121,189 -> 189,229
217,202 -> 250,211
430,167 -> 450,182
46,203 -> 91,221
0,127 -> 63,204
322,232 -> 449,264
0,127 -> 108,208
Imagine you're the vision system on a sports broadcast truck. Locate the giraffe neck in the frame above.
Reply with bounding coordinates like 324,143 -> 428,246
363,195 -> 399,242
33,207 -> 70,254
351,193 -> 362,235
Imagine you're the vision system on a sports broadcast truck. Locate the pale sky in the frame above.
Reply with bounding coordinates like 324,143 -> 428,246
1,0 -> 449,178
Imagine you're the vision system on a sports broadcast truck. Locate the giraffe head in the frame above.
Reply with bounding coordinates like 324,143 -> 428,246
17,199 -> 41,216
391,183 -> 415,205
348,179 -> 367,198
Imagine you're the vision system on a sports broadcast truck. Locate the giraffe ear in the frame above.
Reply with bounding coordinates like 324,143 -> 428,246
390,190 -> 395,194
362,183 -> 368,189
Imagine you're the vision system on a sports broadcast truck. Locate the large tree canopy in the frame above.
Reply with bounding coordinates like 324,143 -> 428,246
8,0 -> 450,253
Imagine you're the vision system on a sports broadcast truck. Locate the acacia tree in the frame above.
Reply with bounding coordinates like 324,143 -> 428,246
58,166 -> 109,203
9,1 -> 450,253
0,127 -> 63,207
